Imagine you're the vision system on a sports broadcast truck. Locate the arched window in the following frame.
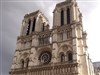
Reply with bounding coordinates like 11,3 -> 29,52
21,59 -> 24,69
26,58 -> 29,68
60,52 -> 65,62
32,18 -> 36,32
61,10 -> 64,26
68,52 -> 73,62
67,8 -> 70,24
26,19 -> 31,35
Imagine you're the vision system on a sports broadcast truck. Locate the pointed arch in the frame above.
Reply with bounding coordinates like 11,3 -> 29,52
32,18 -> 36,32
26,58 -> 29,68
67,8 -> 70,24
21,59 -> 24,69
67,51 -> 73,62
59,52 -> 65,62
58,44 -> 72,54
23,52 -> 28,58
61,10 -> 64,26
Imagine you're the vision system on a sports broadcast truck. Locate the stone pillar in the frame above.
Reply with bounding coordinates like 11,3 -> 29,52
29,19 -> 33,34
64,8 -> 67,25
71,4 -> 76,23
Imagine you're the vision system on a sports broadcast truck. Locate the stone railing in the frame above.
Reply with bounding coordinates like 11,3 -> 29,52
10,62 -> 78,75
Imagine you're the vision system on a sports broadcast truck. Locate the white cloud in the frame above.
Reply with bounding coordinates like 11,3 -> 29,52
83,1 -> 100,62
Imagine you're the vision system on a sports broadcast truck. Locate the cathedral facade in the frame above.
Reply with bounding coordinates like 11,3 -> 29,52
9,0 -> 95,75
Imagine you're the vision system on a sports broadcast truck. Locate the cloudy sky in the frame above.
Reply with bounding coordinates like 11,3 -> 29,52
1,0 -> 100,75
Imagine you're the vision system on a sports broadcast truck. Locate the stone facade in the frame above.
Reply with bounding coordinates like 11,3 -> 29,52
9,0 -> 95,75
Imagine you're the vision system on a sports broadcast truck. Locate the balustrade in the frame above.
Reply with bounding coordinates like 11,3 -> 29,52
38,30 -> 52,46
10,63 -> 78,75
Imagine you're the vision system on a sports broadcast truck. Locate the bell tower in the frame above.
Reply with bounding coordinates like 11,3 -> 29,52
9,0 -> 95,75
10,10 -> 50,70
52,0 -> 94,75
20,10 -> 49,36
53,0 -> 81,28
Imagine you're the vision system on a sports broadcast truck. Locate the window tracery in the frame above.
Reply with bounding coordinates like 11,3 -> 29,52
39,51 -> 52,65
38,35 -> 50,45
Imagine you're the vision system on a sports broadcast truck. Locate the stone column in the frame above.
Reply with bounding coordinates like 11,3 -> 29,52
64,8 -> 67,25
71,4 -> 76,23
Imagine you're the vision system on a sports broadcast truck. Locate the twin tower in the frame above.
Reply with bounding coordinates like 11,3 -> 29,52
9,0 -> 95,75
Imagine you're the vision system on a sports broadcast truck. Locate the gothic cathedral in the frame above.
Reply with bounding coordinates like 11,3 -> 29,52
9,0 -> 95,75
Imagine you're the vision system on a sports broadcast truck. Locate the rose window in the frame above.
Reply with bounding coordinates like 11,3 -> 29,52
39,51 -> 51,65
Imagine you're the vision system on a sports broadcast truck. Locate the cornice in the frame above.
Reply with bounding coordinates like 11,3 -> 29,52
16,48 -> 31,52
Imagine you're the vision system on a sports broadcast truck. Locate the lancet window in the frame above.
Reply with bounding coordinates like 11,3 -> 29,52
26,19 -> 31,35
26,58 -> 29,68
67,8 -> 70,24
67,29 -> 72,38
61,10 -> 64,26
21,59 -> 24,69
68,51 -> 73,62
60,52 -> 65,62
32,18 -> 36,32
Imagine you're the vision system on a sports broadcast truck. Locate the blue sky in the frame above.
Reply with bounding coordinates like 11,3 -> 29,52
1,0 -> 100,75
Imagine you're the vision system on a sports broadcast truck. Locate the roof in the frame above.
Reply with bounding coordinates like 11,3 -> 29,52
24,10 -> 48,21
93,62 -> 100,68
24,10 -> 40,18
56,0 -> 77,8
56,1 -> 67,7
